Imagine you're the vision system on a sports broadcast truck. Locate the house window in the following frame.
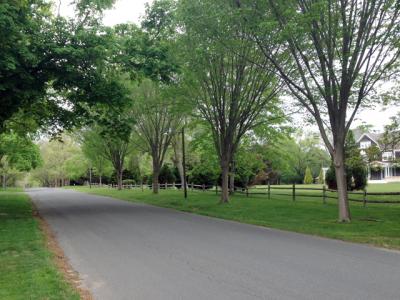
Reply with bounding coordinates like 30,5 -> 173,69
395,151 -> 400,159
360,141 -> 371,149
383,152 -> 393,161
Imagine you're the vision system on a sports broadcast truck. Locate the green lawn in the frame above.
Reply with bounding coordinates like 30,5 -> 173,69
0,190 -> 79,300
70,185 -> 400,250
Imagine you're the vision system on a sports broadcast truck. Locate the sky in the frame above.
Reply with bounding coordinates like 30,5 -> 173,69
59,0 -> 399,132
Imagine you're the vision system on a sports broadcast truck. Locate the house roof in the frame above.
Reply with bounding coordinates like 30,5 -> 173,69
352,129 -> 383,148
352,129 -> 400,151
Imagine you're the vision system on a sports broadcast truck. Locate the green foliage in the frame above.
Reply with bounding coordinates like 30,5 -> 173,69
264,133 -> 330,184
159,164 -> 176,184
0,1 -> 128,134
365,145 -> 381,163
380,113 -> 400,153
318,168 -> 325,185
142,0 -> 177,40
122,179 -> 136,185
303,167 -> 313,184
0,133 -> 42,172
234,142 -> 266,188
31,136 -> 88,186
190,162 -> 219,187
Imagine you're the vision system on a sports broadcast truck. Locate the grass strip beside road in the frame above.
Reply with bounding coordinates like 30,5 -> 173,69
0,190 -> 79,300
70,186 -> 400,250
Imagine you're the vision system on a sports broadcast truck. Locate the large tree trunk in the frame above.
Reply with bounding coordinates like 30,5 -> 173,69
229,161 -> 235,194
117,168 -> 123,190
152,155 -> 160,194
172,136 -> 185,186
152,168 -> 160,194
333,149 -> 351,222
220,159 -> 230,203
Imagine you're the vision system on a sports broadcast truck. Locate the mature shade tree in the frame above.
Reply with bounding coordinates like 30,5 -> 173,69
0,0 -> 51,131
80,126 -> 131,190
80,129 -> 113,185
179,0 -> 282,203
244,0 -> 400,221
0,1 -> 126,134
0,133 -> 42,188
81,110 -> 132,190
380,113 -> 400,154
131,80 -> 182,194
31,136 -> 85,187
100,133 -> 131,190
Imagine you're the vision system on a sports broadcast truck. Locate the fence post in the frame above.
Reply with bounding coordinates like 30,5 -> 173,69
322,185 -> 326,204
191,183 -> 194,191
363,189 -> 367,207
292,183 -> 296,201
202,184 -> 205,192
165,182 -> 168,190
215,185 -> 218,195
141,182 -> 144,192
268,181 -> 271,200
173,182 -> 175,188
246,187 -> 249,197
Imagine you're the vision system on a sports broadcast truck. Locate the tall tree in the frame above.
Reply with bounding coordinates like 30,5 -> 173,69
244,0 -> 400,221
131,79 -> 182,194
179,0 -> 282,202
0,133 -> 42,188
381,113 -> 400,154
0,1 -> 125,134
80,129 -> 113,185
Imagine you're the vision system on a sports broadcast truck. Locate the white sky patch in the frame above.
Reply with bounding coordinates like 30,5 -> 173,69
58,0 -> 153,25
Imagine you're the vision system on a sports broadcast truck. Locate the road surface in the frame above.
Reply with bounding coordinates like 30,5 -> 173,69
27,188 -> 400,300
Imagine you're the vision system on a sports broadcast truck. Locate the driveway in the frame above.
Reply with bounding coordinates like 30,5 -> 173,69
27,188 -> 400,300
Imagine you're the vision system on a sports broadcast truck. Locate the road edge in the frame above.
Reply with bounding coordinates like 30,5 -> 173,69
30,198 -> 93,300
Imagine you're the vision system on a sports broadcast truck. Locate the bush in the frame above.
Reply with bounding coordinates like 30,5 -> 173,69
190,163 -> 218,187
325,164 -> 366,191
317,168 -> 324,184
303,166 -> 313,184
352,163 -> 367,190
122,179 -> 136,185
158,164 -> 176,184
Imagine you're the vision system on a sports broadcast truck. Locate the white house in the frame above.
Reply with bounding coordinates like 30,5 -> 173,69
353,129 -> 400,183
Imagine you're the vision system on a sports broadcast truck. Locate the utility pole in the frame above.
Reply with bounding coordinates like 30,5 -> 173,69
182,126 -> 187,199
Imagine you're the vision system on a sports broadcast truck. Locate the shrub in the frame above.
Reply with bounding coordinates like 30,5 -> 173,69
122,179 -> 136,185
325,164 -> 366,191
190,163 -> 218,187
303,166 -> 313,184
158,164 -> 176,184
317,168 -> 325,184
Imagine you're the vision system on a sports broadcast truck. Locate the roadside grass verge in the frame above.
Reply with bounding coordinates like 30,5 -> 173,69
70,186 -> 400,250
0,190 -> 79,300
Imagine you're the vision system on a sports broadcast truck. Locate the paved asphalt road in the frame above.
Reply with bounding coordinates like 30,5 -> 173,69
27,188 -> 400,300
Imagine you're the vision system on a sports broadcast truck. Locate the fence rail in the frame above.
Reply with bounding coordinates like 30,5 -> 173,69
87,182 -> 400,205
